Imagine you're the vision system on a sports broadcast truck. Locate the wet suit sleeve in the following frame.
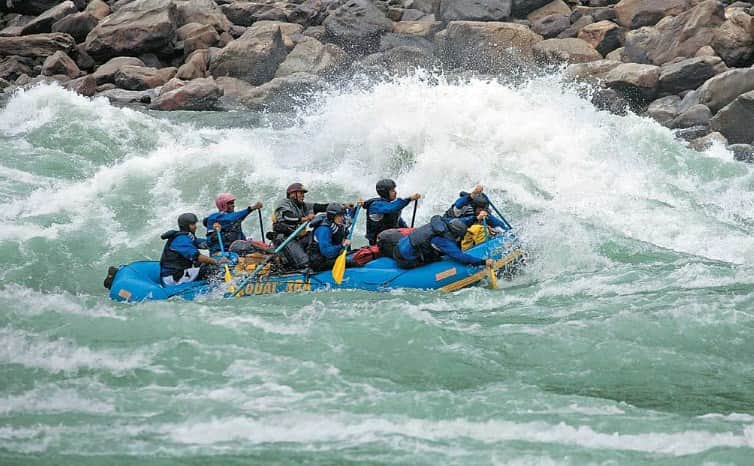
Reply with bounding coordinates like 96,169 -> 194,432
171,235 -> 201,261
370,198 -> 411,214
315,226 -> 342,259
431,236 -> 485,266
486,215 -> 508,230
453,193 -> 472,209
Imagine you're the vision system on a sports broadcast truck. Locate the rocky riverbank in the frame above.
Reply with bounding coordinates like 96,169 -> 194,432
1,0 -> 753,161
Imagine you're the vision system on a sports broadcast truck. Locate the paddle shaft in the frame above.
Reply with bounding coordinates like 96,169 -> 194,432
230,220 -> 310,297
410,199 -> 418,228
484,195 -> 513,230
257,209 -> 265,242
214,224 -> 233,281
332,206 -> 361,285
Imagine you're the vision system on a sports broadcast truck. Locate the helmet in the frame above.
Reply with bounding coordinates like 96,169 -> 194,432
215,192 -> 236,212
376,179 -> 396,199
471,196 -> 489,210
286,183 -> 308,195
177,213 -> 198,231
326,202 -> 345,220
447,219 -> 468,239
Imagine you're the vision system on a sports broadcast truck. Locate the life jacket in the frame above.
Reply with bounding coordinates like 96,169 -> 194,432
376,227 -> 413,258
159,230 -> 195,280
444,192 -> 475,219
203,215 -> 244,253
273,198 -> 309,235
307,215 -> 345,267
363,197 -> 403,243
350,245 -> 381,266
461,224 -> 493,250
405,216 -> 450,265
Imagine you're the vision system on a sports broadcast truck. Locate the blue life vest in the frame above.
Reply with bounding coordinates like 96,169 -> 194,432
159,231 -> 195,280
364,197 -> 403,243
404,215 -> 450,265
308,215 -> 345,267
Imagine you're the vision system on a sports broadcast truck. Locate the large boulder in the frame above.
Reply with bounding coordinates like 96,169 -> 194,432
173,0 -> 231,32
323,0 -> 393,53
113,65 -> 177,90
531,14 -> 571,38
577,20 -> 621,56
221,2 -> 282,27
177,23 -> 221,56
440,21 -> 543,73
558,14 -> 594,39
563,58 -> 621,80
150,77 -> 222,110
275,37 -> 347,78
533,37 -> 603,63
729,143 -> 754,162
1,0 -> 82,16
603,62 -> 661,101
209,22 -> 289,85
710,90 -> 754,143
176,48 -> 209,79
63,74 -> 97,96
0,56 -> 33,81
86,0 -> 111,20
41,50 -> 80,77
511,0 -> 553,18
646,94 -> 681,125
96,87 -> 158,104
696,67 -> 754,113
355,45 -> 438,74
623,0 -> 725,65
51,12 -> 99,42
392,20 -> 443,38
0,32 -> 75,57
439,0 -> 512,21
669,103 -> 712,129
240,72 -> 322,111
527,0 -> 571,22
20,1 -> 78,35
92,56 -> 146,84
572,6 -> 616,22
614,0 -> 690,29
85,0 -> 177,61
238,20 -> 303,49
657,56 -> 727,94
711,9 -> 753,67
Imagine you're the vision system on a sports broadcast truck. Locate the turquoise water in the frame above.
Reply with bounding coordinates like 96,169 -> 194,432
1,75 -> 753,465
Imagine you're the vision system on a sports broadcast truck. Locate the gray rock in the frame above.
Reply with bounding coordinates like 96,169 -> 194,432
577,20 -> 621,56
534,38 -> 603,63
591,87 -> 629,115
86,0 -> 111,20
658,56 -> 727,96
63,74 -> 97,96
669,104 -> 712,129
92,56 -> 146,84
511,0 -> 552,18
150,76 -> 222,110
240,72 -> 323,112
1,0 -> 83,16
380,33 -> 435,53
401,8 -> 428,21
392,20 -> 443,38
323,0 -> 393,53
0,32 -> 75,57
571,6 -> 616,22
176,49 -> 209,80
355,45 -> 438,74
527,0 -> 571,23
557,14 -> 594,39
531,14 -> 571,39
603,62 -> 661,101
646,94 -> 681,125
696,67 -> 754,113
275,37 -> 346,78
710,90 -> 754,143
177,23 -> 221,56
689,131 -> 727,151
85,0 -> 178,61
41,50 -> 80,77
614,0 -> 690,29
439,0 -> 511,21
711,10 -> 753,67
51,12 -> 99,43
674,125 -> 710,141
209,21 -> 289,85
0,56 -> 33,81
728,143 -> 754,162
75,44 -> 95,71
114,65 -> 177,90
174,0 -> 231,32
21,1 -> 78,35
96,87 -> 158,104
563,58 -> 621,80
221,2 -> 286,27
623,0 -> 725,66
440,21 -> 543,73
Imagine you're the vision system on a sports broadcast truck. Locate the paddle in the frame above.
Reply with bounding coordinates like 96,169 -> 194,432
332,205 -> 361,285
410,199 -> 418,228
483,195 -> 513,231
257,208 -> 265,242
482,217 -> 497,290
213,223 -> 233,285
230,220 -> 310,297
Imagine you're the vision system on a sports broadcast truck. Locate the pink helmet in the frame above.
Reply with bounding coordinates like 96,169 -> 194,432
215,193 -> 236,212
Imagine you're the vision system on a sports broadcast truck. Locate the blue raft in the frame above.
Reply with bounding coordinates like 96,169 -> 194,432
109,233 -> 524,302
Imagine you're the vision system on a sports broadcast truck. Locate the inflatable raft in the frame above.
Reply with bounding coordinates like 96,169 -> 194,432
108,232 -> 524,302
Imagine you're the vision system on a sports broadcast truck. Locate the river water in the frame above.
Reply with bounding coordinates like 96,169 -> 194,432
1,74 -> 753,465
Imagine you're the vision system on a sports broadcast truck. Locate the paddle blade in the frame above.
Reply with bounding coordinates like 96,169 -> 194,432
224,265 -> 232,283
488,266 -> 498,289
332,250 -> 347,284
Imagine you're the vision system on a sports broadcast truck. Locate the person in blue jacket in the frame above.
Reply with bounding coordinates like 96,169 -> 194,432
307,203 -> 351,272
444,184 -> 509,231
203,193 -> 264,255
363,179 -> 421,245
393,215 -> 494,269
160,213 -> 228,286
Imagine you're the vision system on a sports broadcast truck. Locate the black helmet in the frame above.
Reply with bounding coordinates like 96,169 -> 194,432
471,196 -> 489,210
326,202 -> 345,220
447,219 -> 468,239
376,179 -> 396,199
177,213 -> 198,231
